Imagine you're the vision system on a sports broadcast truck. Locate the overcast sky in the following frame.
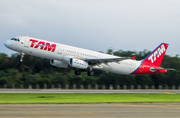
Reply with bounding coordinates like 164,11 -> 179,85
1,0 -> 180,56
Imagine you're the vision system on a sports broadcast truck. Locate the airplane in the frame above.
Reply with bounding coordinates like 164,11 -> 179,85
4,36 -> 174,76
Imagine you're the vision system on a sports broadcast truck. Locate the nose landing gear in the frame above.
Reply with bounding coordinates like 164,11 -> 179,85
20,52 -> 25,62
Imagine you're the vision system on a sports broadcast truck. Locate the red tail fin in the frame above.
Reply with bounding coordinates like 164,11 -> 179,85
143,43 -> 169,67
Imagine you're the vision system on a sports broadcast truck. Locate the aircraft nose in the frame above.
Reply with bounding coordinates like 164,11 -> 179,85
4,40 -> 10,47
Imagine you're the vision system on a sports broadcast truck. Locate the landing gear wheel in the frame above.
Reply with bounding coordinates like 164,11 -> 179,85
87,71 -> 94,76
75,70 -> 81,75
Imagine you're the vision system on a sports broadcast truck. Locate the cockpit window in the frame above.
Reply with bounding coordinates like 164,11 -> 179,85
11,38 -> 19,42
11,38 -> 16,40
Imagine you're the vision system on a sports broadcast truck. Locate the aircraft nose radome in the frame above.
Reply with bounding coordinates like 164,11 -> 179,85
4,40 -> 9,47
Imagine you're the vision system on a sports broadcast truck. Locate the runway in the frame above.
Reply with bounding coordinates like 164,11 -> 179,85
0,89 -> 180,94
0,103 -> 180,118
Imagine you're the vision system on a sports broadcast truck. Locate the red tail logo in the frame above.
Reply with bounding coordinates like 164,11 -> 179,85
143,43 -> 169,67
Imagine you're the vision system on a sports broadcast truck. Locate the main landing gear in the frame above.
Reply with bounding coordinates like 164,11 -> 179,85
75,70 -> 81,75
87,66 -> 94,76
74,69 -> 94,76
87,71 -> 94,76
20,52 -> 25,62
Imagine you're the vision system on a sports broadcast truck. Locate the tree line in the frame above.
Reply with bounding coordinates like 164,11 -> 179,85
0,49 -> 180,88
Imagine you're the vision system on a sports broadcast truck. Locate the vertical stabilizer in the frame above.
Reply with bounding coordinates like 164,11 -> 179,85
143,43 -> 169,67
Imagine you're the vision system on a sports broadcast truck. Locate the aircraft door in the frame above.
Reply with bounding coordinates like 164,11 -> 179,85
24,37 -> 29,47
57,45 -> 62,54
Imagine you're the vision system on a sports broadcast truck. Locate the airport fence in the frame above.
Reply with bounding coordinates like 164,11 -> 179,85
0,84 -> 180,90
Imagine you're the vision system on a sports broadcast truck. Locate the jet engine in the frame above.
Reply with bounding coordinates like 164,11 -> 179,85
50,60 -> 68,68
69,58 -> 88,69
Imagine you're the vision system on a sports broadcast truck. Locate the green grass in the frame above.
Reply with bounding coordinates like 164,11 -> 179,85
0,94 -> 180,104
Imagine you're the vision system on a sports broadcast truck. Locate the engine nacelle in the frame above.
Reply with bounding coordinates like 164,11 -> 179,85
69,58 -> 88,69
50,60 -> 68,68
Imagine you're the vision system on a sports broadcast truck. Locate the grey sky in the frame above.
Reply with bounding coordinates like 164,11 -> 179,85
1,0 -> 180,56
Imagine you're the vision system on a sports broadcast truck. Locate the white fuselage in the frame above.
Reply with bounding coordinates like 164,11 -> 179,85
4,36 -> 142,75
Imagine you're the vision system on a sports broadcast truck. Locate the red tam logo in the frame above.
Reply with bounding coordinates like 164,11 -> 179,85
29,39 -> 56,52
148,44 -> 166,63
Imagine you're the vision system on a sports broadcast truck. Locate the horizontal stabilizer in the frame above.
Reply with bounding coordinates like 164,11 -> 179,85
151,68 -> 175,71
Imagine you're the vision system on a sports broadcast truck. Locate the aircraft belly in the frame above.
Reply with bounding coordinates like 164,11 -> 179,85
100,62 -> 141,75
